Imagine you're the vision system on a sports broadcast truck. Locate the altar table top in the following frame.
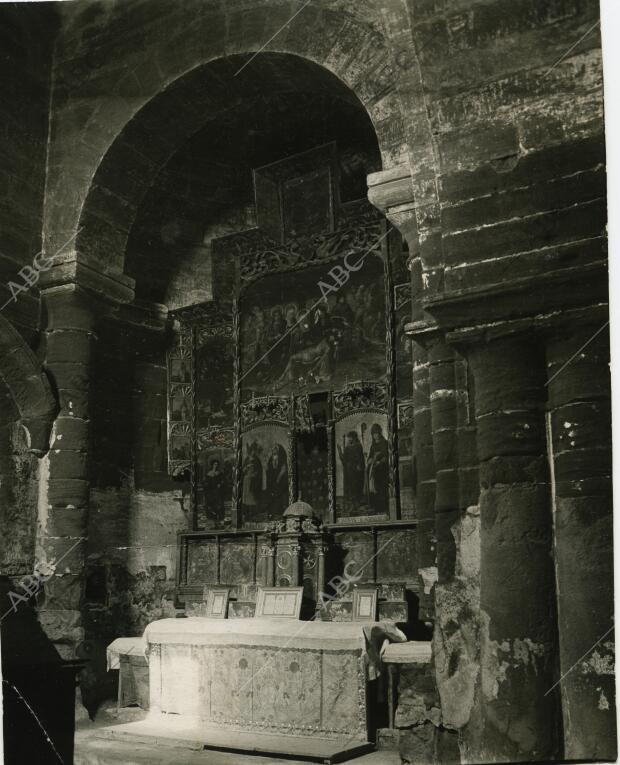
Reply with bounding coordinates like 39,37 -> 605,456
106,637 -> 146,671
144,617 -> 405,647
144,617 -> 407,678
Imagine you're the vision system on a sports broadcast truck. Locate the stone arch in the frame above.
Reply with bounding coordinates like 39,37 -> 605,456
47,4 -> 414,276
0,316 -> 57,454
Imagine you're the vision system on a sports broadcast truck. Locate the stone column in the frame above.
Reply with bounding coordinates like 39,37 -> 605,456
428,340 -> 460,582
546,324 -> 615,761
406,251 -> 437,622
36,285 -> 95,658
368,171 -> 439,619
468,333 -> 560,762
35,251 -> 134,659
411,335 -> 436,619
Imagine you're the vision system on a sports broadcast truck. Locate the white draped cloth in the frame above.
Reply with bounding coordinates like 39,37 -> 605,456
143,617 -> 407,680
106,636 -> 146,671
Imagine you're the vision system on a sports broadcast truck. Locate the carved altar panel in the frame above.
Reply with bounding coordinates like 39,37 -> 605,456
332,530 -> 375,585
376,528 -> 418,582
220,540 -> 255,584
187,540 -> 218,584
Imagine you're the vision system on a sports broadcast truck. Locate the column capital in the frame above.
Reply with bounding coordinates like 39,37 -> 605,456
368,165 -> 415,212
39,248 -> 135,305
367,165 -> 419,241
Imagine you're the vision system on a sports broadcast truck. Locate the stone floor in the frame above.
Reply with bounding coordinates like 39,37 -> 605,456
74,705 -> 401,765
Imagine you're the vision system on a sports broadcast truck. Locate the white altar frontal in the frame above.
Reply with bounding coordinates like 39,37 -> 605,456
99,617 -> 406,763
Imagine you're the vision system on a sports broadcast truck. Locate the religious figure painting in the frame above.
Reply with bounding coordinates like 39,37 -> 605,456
197,447 -> 234,529
335,412 -> 390,518
169,433 -> 191,461
241,425 -> 290,524
169,355 -> 191,383
195,333 -> 234,429
169,385 -> 192,421
240,257 -> 386,395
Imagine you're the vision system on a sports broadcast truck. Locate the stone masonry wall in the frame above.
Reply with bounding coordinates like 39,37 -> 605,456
0,0 -> 611,756
0,4 -> 56,585
0,4 -> 55,343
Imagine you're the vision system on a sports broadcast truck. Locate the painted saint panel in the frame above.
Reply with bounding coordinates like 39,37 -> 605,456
240,256 -> 386,396
241,424 -> 290,525
169,355 -> 191,383
197,446 -> 234,529
195,331 -> 234,430
335,412 -> 390,519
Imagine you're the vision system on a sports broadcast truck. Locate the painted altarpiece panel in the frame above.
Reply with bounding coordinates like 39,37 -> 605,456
334,411 -> 391,521
239,255 -> 386,397
166,147 -> 417,534
195,329 -> 234,430
240,423 -> 291,526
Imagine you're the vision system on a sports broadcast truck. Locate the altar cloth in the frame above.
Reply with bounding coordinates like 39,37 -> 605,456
144,617 -> 406,678
106,637 -> 146,671
144,617 -> 408,741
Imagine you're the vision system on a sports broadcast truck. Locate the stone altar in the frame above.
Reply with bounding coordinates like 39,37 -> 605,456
100,617 -> 406,762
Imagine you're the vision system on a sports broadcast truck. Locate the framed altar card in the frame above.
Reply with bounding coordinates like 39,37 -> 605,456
352,587 -> 378,622
255,586 -> 303,619
204,587 -> 230,618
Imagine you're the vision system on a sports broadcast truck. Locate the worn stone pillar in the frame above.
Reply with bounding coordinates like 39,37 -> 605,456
36,286 -> 95,658
411,333 -> 437,619
367,167 -> 441,621
428,340 -> 460,582
35,251 -> 134,660
468,333 -> 560,762
546,324 -> 615,761
407,250 -> 437,621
